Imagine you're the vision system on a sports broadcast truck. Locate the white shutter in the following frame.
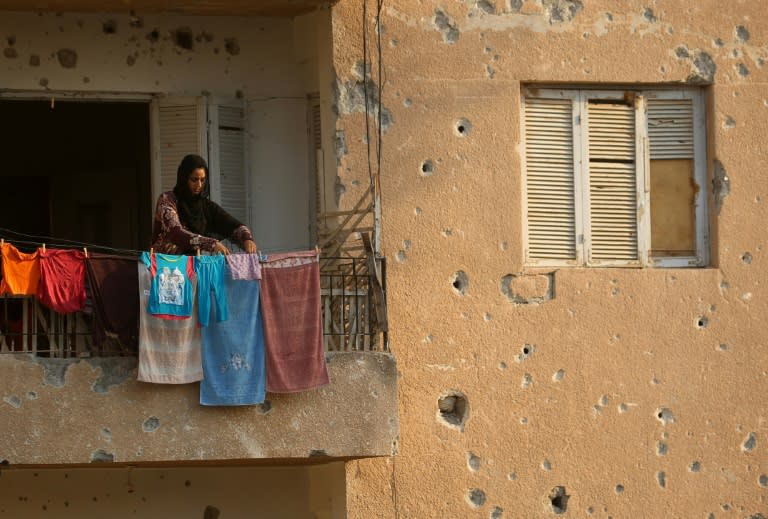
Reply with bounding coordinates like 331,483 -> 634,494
647,99 -> 693,159
151,97 -> 206,201
586,100 -> 639,263
523,97 -> 577,261
212,103 -> 248,226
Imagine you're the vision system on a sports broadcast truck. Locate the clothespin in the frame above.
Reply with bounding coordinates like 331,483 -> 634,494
150,247 -> 154,257
83,247 -> 88,258
1,239 -> 4,247
197,248 -> 201,257
42,243 -> 46,252
50,97 -> 55,109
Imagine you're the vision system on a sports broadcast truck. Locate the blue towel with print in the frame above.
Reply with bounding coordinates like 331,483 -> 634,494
200,275 -> 266,406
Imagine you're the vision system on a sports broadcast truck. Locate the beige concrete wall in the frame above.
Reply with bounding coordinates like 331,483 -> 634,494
0,462 -> 346,518
0,352 -> 397,464
332,0 -> 768,517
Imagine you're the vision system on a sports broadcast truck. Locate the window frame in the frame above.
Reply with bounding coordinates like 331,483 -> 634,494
521,86 -> 709,268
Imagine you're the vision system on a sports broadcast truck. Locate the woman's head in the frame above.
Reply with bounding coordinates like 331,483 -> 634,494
174,154 -> 209,199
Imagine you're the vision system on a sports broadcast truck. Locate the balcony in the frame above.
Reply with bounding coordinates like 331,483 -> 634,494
0,253 -> 397,467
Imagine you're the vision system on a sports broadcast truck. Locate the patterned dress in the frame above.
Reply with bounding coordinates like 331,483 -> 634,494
150,191 -> 253,254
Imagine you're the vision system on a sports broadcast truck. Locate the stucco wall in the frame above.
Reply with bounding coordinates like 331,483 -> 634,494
332,0 -> 768,517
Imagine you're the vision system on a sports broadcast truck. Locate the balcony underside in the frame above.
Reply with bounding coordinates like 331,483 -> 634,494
0,351 -> 397,466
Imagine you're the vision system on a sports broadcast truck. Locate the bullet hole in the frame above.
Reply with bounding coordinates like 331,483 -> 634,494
520,417 -> 528,424
143,416 -> 160,432
712,160 -> 730,214
235,89 -> 243,99
735,25 -> 750,43
723,116 -> 736,129
452,271 -> 468,295
403,98 -> 412,107
643,7 -> 657,22
542,459 -> 551,471
27,391 -> 37,400
742,432 -> 757,452
204,506 -> 221,519
516,344 -> 535,362
442,229 -> 453,237
173,27 -> 194,50
741,252 -> 753,264
759,474 -> 768,487
618,403 -> 628,414
549,486 -> 569,514
521,374 -> 532,388
657,471 -> 666,489
126,55 -> 136,66
476,0 -> 496,14
467,452 -> 480,471
721,504 -> 730,511
437,391 -> 469,430
257,400 -> 272,414
689,461 -> 701,472
467,488 -> 486,508
56,48 -> 78,68
657,442 -> 668,456
90,449 -> 114,463
696,316 -> 708,329
553,369 -> 565,382
688,51 -> 716,84
674,46 -> 690,59
485,65 -> 496,79
656,408 -> 675,425
455,118 -> 472,137
498,362 -> 507,369
420,159 -> 434,176
7,35 -> 15,46
146,29 -> 160,43
599,395 -> 609,407
434,9 -> 460,44
224,38 -> 240,56
483,313 -> 492,321
29,54 -> 40,66
309,449 -> 329,457
737,63 -> 750,77
395,250 -> 406,263
615,484 -> 624,494
39,78 -> 49,87
129,13 -> 144,29
508,472 -> 517,480
83,76 -> 90,83
185,480 -> 192,487
717,343 -> 729,352
102,20 -> 117,34
490,506 -> 503,519
3,48 -> 17,59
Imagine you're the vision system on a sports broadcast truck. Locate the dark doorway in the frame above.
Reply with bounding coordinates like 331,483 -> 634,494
0,99 -> 152,251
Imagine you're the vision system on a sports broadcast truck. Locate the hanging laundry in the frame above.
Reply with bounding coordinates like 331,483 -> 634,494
37,248 -> 86,314
85,253 -> 139,353
137,263 -> 202,384
141,251 -> 194,320
200,274 -> 266,406
226,252 -> 262,280
194,254 -> 229,327
0,242 -> 41,296
260,250 -> 329,393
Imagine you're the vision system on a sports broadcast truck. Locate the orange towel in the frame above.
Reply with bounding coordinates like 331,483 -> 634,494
0,243 -> 41,296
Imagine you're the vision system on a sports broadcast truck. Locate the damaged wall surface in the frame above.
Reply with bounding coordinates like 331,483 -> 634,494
331,0 -> 768,517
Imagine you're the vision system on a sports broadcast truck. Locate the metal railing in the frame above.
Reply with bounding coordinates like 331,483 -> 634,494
0,255 -> 388,358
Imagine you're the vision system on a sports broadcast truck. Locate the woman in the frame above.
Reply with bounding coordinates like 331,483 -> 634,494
150,154 -> 257,255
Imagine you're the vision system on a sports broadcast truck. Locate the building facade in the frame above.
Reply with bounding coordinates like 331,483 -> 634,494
1,0 -> 767,517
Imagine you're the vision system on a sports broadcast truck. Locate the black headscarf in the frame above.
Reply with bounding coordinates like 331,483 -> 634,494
173,154 -> 210,235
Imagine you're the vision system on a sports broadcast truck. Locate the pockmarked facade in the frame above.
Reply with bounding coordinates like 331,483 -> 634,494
1,0 -> 767,517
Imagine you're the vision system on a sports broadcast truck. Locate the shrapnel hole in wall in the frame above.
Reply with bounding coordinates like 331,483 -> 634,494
438,391 -> 469,429
549,486 -> 569,514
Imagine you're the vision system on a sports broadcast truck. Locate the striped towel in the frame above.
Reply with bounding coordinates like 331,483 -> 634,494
137,263 -> 202,384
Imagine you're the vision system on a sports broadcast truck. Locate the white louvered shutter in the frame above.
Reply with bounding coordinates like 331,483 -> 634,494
586,100 -> 639,264
215,104 -> 248,225
153,97 -> 206,198
524,97 -> 577,262
647,98 -> 693,159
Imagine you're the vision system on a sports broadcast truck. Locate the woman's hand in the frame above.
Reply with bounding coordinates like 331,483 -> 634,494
243,239 -> 257,254
213,241 -> 231,255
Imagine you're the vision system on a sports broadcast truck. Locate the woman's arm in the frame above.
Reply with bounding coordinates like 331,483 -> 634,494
151,192 -> 219,254
207,201 -> 258,253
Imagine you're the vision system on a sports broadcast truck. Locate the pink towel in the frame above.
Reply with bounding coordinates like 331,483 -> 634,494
260,250 -> 328,393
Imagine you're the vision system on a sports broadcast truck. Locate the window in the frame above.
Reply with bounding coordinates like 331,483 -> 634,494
522,87 -> 708,268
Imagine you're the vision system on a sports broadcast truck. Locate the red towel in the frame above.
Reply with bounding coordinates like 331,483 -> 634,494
260,250 -> 329,393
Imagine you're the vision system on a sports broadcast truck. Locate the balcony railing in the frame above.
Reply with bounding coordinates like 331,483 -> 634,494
0,255 -> 388,357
